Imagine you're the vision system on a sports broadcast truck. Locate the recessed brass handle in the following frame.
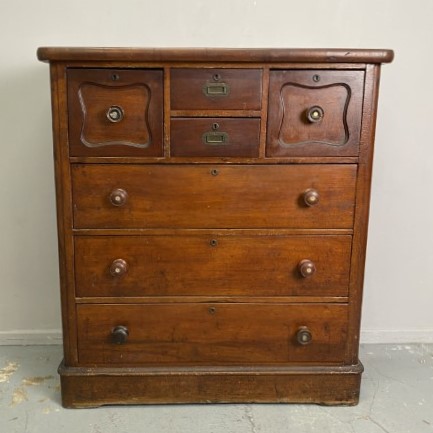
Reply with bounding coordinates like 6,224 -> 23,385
110,259 -> 128,277
202,131 -> 229,145
306,105 -> 324,123
296,326 -> 312,345
303,189 -> 320,206
203,82 -> 230,97
298,259 -> 316,278
111,325 -> 129,344
109,188 -> 128,207
106,105 -> 124,123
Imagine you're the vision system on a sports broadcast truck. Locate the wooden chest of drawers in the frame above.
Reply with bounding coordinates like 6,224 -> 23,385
38,47 -> 393,407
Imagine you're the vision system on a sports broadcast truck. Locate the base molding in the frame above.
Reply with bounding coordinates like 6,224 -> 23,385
58,361 -> 363,408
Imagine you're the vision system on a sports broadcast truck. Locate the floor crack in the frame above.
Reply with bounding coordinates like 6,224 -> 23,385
244,405 -> 258,433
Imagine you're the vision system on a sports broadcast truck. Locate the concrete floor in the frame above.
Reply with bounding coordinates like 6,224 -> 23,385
0,344 -> 432,433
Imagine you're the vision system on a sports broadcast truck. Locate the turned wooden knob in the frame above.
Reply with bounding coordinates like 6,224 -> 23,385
109,188 -> 128,207
303,189 -> 320,206
298,259 -> 316,278
296,326 -> 312,345
111,325 -> 129,344
306,105 -> 324,123
110,259 -> 128,277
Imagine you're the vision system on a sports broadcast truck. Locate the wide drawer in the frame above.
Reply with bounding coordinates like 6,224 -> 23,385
170,118 -> 260,157
72,164 -> 356,229
267,70 -> 364,157
75,234 -> 352,297
67,68 -> 164,157
77,303 -> 348,365
170,69 -> 262,110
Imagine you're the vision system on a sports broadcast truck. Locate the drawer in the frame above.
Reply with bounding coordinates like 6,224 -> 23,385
77,303 -> 349,365
75,235 -> 352,297
68,68 -> 164,157
170,69 -> 262,110
170,118 -> 260,157
267,70 -> 364,157
72,164 -> 356,229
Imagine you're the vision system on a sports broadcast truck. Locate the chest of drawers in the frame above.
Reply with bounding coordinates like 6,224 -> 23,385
38,47 -> 393,407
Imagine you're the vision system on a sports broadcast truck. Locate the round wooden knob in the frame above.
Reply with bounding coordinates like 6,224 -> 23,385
298,259 -> 316,278
110,259 -> 128,277
303,189 -> 320,206
306,105 -> 324,123
111,325 -> 129,344
106,105 -> 124,123
296,326 -> 312,345
109,188 -> 128,207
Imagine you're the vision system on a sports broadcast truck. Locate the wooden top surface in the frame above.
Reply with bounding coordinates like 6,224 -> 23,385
37,47 -> 394,64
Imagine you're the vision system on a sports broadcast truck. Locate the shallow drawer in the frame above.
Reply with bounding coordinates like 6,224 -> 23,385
171,118 -> 260,157
75,234 -> 351,297
267,70 -> 364,157
170,69 -> 262,110
67,68 -> 164,157
77,303 -> 348,365
72,164 -> 356,229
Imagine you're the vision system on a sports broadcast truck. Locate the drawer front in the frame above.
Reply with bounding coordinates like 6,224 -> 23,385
267,70 -> 364,157
75,235 -> 352,297
77,303 -> 348,365
68,69 -> 164,157
171,118 -> 260,157
72,164 -> 356,229
170,69 -> 262,110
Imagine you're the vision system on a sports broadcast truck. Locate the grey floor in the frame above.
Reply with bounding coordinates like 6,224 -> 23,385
0,344 -> 432,433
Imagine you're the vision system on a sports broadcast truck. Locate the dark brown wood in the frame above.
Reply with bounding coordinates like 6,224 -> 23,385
39,47 -> 392,407
171,118 -> 260,157
37,47 -> 394,64
267,70 -> 364,157
59,362 -> 363,407
74,234 -> 351,297
68,69 -> 164,156
171,68 -> 262,110
71,164 -> 357,229
76,303 -> 349,365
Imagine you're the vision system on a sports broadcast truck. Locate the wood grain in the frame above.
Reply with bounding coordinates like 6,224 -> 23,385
71,164 -> 357,229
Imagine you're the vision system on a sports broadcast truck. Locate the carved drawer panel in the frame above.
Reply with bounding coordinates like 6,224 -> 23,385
77,303 -> 349,365
170,69 -> 262,110
67,69 -> 164,156
267,70 -> 364,157
71,164 -> 357,229
171,118 -> 260,157
74,234 -> 352,297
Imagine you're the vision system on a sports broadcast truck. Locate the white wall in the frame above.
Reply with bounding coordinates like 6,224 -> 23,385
1,0 -> 432,344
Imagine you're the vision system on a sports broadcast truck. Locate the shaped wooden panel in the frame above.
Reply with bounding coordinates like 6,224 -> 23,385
267,70 -> 364,157
67,69 -> 163,156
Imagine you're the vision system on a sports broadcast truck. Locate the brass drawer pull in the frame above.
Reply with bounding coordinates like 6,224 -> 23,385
111,325 -> 129,344
296,326 -> 313,345
203,82 -> 230,97
110,259 -> 128,277
202,131 -> 229,145
106,105 -> 124,123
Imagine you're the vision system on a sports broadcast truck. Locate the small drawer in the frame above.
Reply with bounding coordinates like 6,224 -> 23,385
77,303 -> 349,365
74,234 -> 352,297
71,164 -> 357,229
67,68 -> 164,157
267,70 -> 364,157
170,69 -> 262,110
171,118 -> 260,157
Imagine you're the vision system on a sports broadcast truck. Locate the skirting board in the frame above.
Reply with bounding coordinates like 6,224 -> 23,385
1,329 -> 433,346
